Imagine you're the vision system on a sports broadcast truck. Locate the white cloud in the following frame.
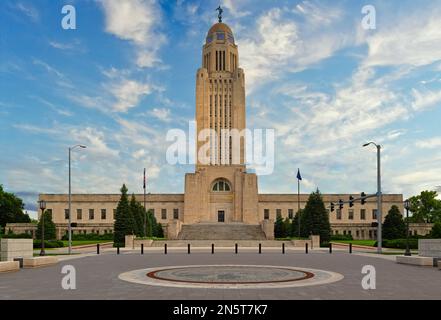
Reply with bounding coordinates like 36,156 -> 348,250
110,79 -> 152,112
15,2 -> 39,22
362,9 -> 441,68
149,107 -> 171,122
70,127 -> 119,158
98,0 -> 166,68
411,88 -> 441,111
416,137 -> 441,149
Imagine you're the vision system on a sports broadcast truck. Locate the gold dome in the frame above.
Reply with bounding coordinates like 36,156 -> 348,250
207,22 -> 233,36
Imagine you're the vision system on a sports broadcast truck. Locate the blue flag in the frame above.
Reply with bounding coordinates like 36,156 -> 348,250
296,169 -> 302,181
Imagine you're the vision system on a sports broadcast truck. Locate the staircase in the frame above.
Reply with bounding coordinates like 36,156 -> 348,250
177,223 -> 267,240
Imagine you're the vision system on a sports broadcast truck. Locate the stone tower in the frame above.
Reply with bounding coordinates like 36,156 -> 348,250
183,17 -> 259,225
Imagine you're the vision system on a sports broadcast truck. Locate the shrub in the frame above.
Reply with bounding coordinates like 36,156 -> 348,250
330,234 -> 353,241
2,233 -> 32,239
33,240 -> 64,248
375,239 -> 418,249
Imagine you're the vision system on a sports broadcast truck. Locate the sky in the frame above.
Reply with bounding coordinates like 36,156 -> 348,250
1,0 -> 441,217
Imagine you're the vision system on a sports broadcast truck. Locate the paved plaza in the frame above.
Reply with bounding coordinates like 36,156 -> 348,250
0,249 -> 440,300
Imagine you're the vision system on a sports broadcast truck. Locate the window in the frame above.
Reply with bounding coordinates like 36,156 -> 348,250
372,209 -> 378,220
343,230 -> 347,235
348,230 -> 352,236
64,209 -> 69,220
348,209 -> 354,220
369,230 -> 372,238
356,230 -> 359,237
206,35 -> 213,43
217,32 -> 225,40
335,230 -> 339,235
264,209 -> 270,220
276,209 -> 282,218
161,209 -> 167,220
89,209 -> 94,220
101,209 -> 106,220
288,209 -> 294,219
212,179 -> 231,192
173,208 -> 179,220
336,209 -> 342,220
360,209 -> 366,220
77,209 -> 82,220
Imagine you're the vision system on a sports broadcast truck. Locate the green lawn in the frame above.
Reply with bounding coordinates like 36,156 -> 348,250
62,240 -> 113,247
331,240 -> 376,246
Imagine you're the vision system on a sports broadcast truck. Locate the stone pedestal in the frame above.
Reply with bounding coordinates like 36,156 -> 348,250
310,235 -> 320,249
125,235 -> 135,249
396,255 -> 433,266
260,219 -> 274,240
1,239 -> 33,261
167,220 -> 182,240
419,239 -> 441,258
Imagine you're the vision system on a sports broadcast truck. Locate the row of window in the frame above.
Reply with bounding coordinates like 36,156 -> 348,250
60,208 -> 180,221
262,208 -> 378,220
333,229 -> 378,238
206,32 -> 235,44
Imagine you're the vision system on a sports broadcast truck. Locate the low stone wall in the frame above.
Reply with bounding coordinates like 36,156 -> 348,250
125,235 -> 154,249
0,261 -> 20,273
1,239 -> 33,261
419,239 -> 441,258
23,256 -> 58,268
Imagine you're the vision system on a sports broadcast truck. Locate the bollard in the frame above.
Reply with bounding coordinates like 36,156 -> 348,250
259,243 -> 262,254
117,245 -> 120,255
305,243 -> 309,254
164,243 -> 167,255
212,244 -> 214,254
329,243 -> 332,254
141,243 -> 144,255
188,243 -> 191,254
235,243 -> 238,254
349,243 -> 352,254
97,243 -> 100,255
282,243 -> 285,254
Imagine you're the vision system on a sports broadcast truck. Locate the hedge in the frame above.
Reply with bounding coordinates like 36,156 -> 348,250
330,234 -> 353,241
374,239 -> 418,249
61,233 -> 114,241
2,233 -> 33,239
33,240 -> 64,248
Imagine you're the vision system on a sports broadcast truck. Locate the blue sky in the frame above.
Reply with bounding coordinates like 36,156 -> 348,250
1,0 -> 441,215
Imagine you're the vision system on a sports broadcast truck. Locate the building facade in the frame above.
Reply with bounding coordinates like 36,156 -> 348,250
22,19 -> 406,240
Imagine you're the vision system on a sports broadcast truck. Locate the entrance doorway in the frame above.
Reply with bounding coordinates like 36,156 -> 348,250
217,210 -> 225,222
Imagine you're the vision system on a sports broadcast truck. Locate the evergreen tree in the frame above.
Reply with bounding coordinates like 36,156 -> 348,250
300,189 -> 331,243
146,210 -> 155,237
154,222 -> 164,238
36,210 -> 56,240
382,205 -> 406,239
283,217 -> 291,238
274,214 -> 285,238
290,209 -> 303,237
0,185 -> 31,227
430,221 -> 441,238
113,184 -> 136,246
130,194 -> 146,237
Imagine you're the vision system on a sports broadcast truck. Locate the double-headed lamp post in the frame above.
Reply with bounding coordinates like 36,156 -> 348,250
39,200 -> 46,256
404,199 -> 411,256
363,142 -> 382,254
69,144 -> 87,255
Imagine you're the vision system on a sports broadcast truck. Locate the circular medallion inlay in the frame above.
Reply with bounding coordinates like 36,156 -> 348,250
119,265 -> 343,289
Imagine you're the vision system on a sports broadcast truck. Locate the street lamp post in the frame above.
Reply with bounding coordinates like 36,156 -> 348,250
404,199 -> 411,256
68,145 -> 86,255
363,142 -> 382,254
39,200 -> 46,256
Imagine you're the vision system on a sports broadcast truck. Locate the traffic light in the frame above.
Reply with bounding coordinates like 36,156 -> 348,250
330,202 -> 335,212
349,195 -> 354,207
361,192 -> 366,205
339,199 -> 344,210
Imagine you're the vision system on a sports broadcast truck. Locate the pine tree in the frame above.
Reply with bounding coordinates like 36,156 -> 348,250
430,221 -> 441,238
36,210 -> 56,240
274,214 -> 285,238
130,194 -> 145,237
291,209 -> 303,237
154,222 -> 164,238
300,189 -> 331,243
382,205 -> 406,239
114,184 -> 136,246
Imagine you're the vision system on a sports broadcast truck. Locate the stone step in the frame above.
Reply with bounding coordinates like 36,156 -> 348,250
151,240 -> 293,247
177,223 -> 267,240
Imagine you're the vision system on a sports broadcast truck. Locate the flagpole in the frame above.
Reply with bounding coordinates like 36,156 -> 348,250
143,168 -> 147,237
298,172 -> 300,238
